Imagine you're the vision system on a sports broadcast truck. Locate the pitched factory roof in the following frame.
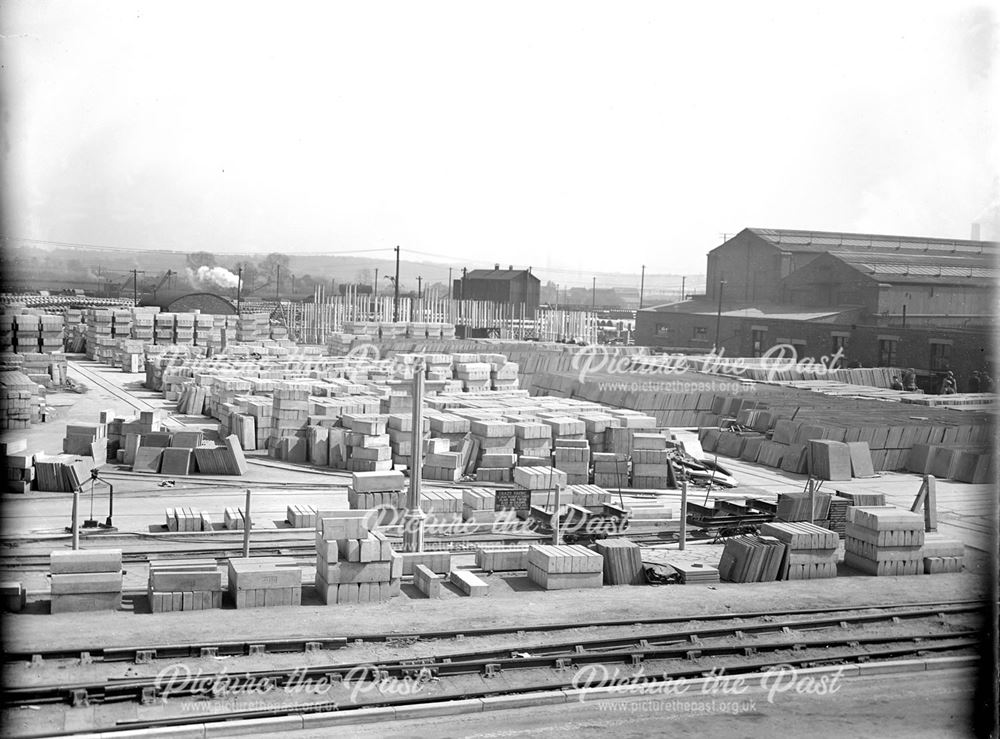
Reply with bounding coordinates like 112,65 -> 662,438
730,227 -> 997,257
464,269 -> 539,281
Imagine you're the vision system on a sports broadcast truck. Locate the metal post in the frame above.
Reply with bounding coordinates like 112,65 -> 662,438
237,267 -> 243,316
71,489 -> 80,550
639,265 -> 645,309
417,276 -> 422,300
242,488 -> 252,558
132,269 -> 138,306
393,245 -> 401,322
808,478 -> 816,524
403,360 -> 426,552
276,264 -> 280,301
714,280 -> 726,351
592,276 -> 596,310
551,485 -> 562,545
679,476 -> 687,550
681,276 -> 686,300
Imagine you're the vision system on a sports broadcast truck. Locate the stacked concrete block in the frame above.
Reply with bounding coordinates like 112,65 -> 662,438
760,521 -> 839,580
420,490 -> 465,519
843,507 -> 925,576
580,413 -> 618,453
920,532 -> 965,574
84,309 -> 115,362
808,439 -> 853,481
315,511 -> 401,604
62,422 -> 106,455
227,557 -> 302,608
269,382 -> 312,460
343,414 -> 392,472
398,550 -> 452,575
347,470 -> 405,519
131,310 -> 155,342
513,421 -> 552,462
0,371 -> 40,431
449,569 -> 488,596
164,507 -> 212,532
463,488 -> 498,522
630,433 -> 671,489
1,581 -> 27,612
567,483 -> 613,508
413,564 -> 442,598
4,439 -> 34,493
0,312 -> 14,352
153,312 -> 175,345
148,559 -> 223,612
527,545 -> 604,590
513,465 -> 568,491
427,413 -> 471,451
387,412 -> 430,466
470,420 -> 516,467
592,452 -> 628,488
423,449 -> 465,481
475,546 -> 529,572
287,504 -> 318,528
491,360 -> 520,390
541,416 -> 586,443
552,444 -> 589,485
13,313 -> 40,353
173,312 -> 195,345
49,549 -> 123,614
39,314 -> 65,353
455,361 -> 492,392
594,538 -> 644,585
224,507 -> 247,530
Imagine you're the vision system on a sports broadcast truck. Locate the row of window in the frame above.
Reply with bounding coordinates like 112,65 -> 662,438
653,323 -> 953,370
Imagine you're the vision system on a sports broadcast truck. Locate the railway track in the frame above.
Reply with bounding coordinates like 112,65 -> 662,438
6,599 -> 983,664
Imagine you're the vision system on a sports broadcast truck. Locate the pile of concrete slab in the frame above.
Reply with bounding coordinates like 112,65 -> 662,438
843,507 -> 924,576
527,545 -> 604,590
148,559 -> 223,612
761,521 -> 839,580
49,549 -> 123,614
227,557 -> 302,608
315,510 -> 401,605
347,470 -> 405,521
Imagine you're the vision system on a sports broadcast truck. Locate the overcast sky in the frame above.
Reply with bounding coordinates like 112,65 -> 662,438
2,1 -> 997,285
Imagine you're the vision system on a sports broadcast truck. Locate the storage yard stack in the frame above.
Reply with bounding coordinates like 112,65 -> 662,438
132,310 -> 154,343
347,470 -> 405,523
920,532 -> 965,574
593,452 -> 628,488
148,559 -> 223,612
154,312 -> 174,345
344,413 -> 393,472
314,510 -> 401,604
0,371 -> 40,431
514,421 -> 552,465
49,549 -> 123,614
527,544 -> 604,590
631,432 -> 672,489
84,309 -> 114,362
491,358 -> 519,390
387,412 -> 430,467
14,313 -> 40,353
423,437 -> 464,481
39,314 -> 64,353
0,312 -> 14,352
455,358 -> 491,392
594,538 -> 644,585
462,487 -> 498,522
513,465 -> 568,506
268,381 -> 312,461
582,412 -> 616,453
717,535 -> 786,582
227,557 -> 302,608
760,521 -> 839,579
553,439 -> 589,484
843,506 -> 925,576
470,418 -> 516,470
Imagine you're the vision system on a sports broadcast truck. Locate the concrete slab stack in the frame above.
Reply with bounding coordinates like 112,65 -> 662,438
630,433 -> 671,489
344,414 -> 392,472
553,442 -> 589,485
227,557 -> 302,608
348,470 -> 405,518
717,535 -> 786,583
148,559 -> 223,612
269,381 -> 313,460
843,507 -> 925,576
455,361 -> 491,392
527,545 -> 604,590
462,487 -> 498,522
594,538 -> 644,585
49,549 -> 123,614
920,532 -> 965,574
760,521 -> 839,580
314,511 -> 401,604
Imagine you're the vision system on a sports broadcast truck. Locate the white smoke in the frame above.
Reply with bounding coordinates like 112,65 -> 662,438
187,266 -> 240,289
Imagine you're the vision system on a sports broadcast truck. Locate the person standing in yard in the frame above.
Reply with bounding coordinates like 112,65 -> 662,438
902,368 -> 919,392
890,376 -> 904,390
968,370 -> 981,394
940,371 -> 957,395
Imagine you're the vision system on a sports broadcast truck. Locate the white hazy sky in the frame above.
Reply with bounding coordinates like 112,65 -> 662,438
2,1 -> 997,284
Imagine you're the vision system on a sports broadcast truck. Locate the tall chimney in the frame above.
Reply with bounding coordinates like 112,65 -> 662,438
494,263 -> 500,270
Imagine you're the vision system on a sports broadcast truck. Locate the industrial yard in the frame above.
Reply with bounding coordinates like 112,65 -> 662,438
4,3 -> 998,738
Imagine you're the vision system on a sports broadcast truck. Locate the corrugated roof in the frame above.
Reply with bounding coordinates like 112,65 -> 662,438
465,269 -> 538,281
827,251 -> 997,285
747,227 -> 997,256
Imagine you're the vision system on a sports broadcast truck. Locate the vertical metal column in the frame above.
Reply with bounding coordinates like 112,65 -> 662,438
242,488 -> 252,558
403,360 -> 426,552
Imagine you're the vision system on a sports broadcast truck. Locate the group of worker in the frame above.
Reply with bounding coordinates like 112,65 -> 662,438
889,368 -> 995,395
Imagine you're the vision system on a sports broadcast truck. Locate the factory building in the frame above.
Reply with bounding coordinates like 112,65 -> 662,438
453,266 -> 541,316
636,228 -> 997,391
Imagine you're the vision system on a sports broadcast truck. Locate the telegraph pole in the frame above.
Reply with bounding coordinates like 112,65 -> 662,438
275,265 -> 280,301
715,280 -> 726,351
592,276 -> 596,310
461,267 -> 467,300
639,265 -> 646,309
681,276 -> 686,301
417,276 -> 422,300
393,245 -> 401,322
237,267 -> 243,315
448,268 -> 453,298
132,269 -> 138,306
403,359 -> 426,552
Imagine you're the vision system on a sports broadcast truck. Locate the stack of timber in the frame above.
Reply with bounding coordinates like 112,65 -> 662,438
148,559 -> 223,612
843,507 -> 925,576
314,510 -> 401,604
594,538 -> 644,585
717,536 -> 786,583
760,521 -> 839,580
227,557 -> 302,608
49,549 -> 123,614
527,545 -> 604,590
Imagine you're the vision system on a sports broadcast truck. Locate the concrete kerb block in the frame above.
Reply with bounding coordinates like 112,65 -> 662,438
480,690 -> 569,711
300,706 -> 397,727
923,655 -> 979,670
203,714 -> 305,736
856,658 -> 928,676
101,726 -> 207,739
392,697 -> 485,719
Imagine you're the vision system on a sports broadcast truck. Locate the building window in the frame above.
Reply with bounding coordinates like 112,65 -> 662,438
693,326 -> 708,341
791,340 -> 807,357
831,334 -> 848,355
751,329 -> 766,358
929,342 -> 951,371
878,339 -> 897,367
655,324 -> 670,338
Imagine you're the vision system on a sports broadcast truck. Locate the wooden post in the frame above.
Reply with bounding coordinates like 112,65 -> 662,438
552,485 -> 561,545
910,475 -> 937,532
403,361 -> 427,552
808,477 -> 816,524
242,488 -> 252,558
679,476 -> 687,550
71,488 -> 80,550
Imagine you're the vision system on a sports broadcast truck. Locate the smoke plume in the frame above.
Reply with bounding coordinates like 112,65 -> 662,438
187,266 -> 240,289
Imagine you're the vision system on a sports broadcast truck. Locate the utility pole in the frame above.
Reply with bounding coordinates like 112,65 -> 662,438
393,245 -> 401,322
374,268 -> 379,296
132,269 -> 138,306
275,264 -> 280,301
403,359 -> 426,552
237,267 -> 243,316
417,275 -> 422,300
681,276 -> 686,300
592,276 -> 596,310
715,280 -> 726,351
639,265 -> 646,309
461,267 -> 467,300
448,267 -> 453,299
